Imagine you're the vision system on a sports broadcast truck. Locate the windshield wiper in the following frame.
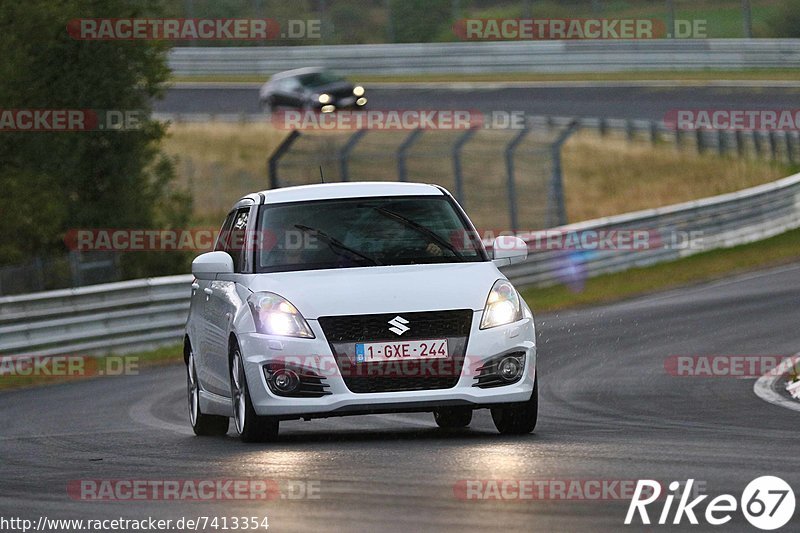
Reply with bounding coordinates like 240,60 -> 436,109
294,225 -> 382,266
366,206 -> 466,261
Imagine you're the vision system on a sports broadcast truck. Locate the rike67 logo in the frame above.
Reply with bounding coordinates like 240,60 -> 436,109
626,477 -> 795,530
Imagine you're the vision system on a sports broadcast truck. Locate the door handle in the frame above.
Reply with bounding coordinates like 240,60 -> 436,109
203,288 -> 213,295
191,283 -> 199,290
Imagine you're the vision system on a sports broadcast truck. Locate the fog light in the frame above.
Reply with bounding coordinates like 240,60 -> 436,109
497,356 -> 523,382
356,97 -> 367,106
272,369 -> 299,393
321,104 -> 335,113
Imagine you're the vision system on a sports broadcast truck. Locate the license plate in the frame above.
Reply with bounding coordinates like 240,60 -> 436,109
355,339 -> 448,363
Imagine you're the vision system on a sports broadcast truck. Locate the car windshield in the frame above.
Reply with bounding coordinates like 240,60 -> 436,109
256,196 -> 486,273
297,70 -> 344,87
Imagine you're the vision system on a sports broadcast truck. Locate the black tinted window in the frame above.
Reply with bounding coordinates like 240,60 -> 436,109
256,196 -> 486,273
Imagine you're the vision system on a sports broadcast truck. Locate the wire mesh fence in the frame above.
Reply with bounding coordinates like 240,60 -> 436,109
270,126 -> 565,233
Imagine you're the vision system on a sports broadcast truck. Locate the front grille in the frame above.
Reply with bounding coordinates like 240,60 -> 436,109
318,310 -> 473,393
330,87 -> 355,98
319,310 -> 472,342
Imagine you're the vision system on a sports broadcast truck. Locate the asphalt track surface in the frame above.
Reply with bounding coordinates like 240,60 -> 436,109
1,262 -> 799,532
155,84 -> 800,120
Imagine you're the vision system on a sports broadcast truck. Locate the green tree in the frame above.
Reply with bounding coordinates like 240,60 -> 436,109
766,0 -> 800,37
389,0 -> 451,43
0,0 -> 191,277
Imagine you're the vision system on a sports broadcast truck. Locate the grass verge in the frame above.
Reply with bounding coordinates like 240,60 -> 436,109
521,225 -> 800,313
163,123 -> 791,227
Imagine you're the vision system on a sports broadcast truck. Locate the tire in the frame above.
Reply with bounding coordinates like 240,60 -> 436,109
433,407 -> 473,429
187,350 -> 229,436
230,345 -> 279,443
491,374 -> 538,435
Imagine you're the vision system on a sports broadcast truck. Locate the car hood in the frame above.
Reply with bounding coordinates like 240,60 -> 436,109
244,262 -> 503,318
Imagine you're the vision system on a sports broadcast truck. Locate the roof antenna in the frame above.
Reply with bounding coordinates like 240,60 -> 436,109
319,165 -> 325,183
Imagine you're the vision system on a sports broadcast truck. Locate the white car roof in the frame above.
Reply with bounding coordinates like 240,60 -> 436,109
239,182 -> 446,207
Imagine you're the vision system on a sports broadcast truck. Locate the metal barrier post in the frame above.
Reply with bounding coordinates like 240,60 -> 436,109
504,127 -> 530,232
696,130 -> 706,154
547,120 -> 580,228
267,130 -> 301,189
769,131 -> 778,160
452,128 -> 478,206
753,131 -> 762,157
338,129 -> 368,182
397,129 -> 423,182
735,130 -> 745,157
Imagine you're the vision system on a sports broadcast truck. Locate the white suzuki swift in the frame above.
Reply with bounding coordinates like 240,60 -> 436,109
185,182 -> 537,442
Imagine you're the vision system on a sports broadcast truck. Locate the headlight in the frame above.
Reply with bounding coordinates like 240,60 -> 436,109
353,85 -> 365,96
480,280 -> 522,329
248,292 -> 314,338
318,93 -> 331,104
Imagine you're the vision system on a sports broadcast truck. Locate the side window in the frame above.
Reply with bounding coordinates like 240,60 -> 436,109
282,77 -> 301,92
228,208 -> 250,273
214,211 -> 237,252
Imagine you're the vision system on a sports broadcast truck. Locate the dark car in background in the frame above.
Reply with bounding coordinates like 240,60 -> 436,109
259,67 -> 367,112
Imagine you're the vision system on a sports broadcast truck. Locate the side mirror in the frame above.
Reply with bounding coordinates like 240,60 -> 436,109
192,251 -> 234,280
492,236 -> 528,267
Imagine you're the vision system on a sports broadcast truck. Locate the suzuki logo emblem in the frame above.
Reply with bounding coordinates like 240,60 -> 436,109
388,316 -> 410,336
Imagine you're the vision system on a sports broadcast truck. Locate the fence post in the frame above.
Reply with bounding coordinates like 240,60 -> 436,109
69,251 -> 82,288
267,130 -> 301,189
649,121 -> 659,145
504,127 -> 530,232
397,129 -> 423,182
753,130 -> 762,157
338,129 -> 368,182
667,0 -> 676,38
34,256 -> 44,291
735,130 -> 745,157
696,129 -> 705,154
452,127 -> 478,206
717,130 -> 726,156
786,132 -> 795,164
626,119 -> 635,142
547,120 -> 580,228
769,131 -> 778,160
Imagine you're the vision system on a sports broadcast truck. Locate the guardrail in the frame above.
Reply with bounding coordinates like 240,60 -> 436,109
0,275 -> 192,357
1,171 -> 799,357
502,171 -> 800,286
168,39 -> 800,76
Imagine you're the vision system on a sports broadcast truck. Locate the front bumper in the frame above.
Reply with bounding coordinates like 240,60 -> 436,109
238,311 -> 536,419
